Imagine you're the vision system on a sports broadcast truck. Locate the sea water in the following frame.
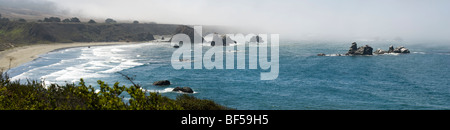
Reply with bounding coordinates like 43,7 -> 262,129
8,41 -> 450,110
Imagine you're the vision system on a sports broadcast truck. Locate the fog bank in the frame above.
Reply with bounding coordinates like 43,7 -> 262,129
4,0 -> 450,42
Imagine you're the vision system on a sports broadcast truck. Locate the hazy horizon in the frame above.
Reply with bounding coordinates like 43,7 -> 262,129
2,0 -> 450,42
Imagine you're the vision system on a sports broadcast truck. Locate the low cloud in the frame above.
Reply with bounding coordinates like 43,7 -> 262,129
3,0 -> 450,42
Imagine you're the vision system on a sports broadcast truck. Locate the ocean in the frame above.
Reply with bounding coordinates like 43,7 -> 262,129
8,41 -> 450,110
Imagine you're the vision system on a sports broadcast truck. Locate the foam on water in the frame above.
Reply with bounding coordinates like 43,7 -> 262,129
143,88 -> 175,94
413,52 -> 426,54
11,43 -> 149,85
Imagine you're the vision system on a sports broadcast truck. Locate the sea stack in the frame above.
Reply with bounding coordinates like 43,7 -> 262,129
210,34 -> 236,46
354,45 -> 373,55
346,42 -> 358,55
374,48 -> 387,54
318,42 -> 410,56
388,45 -> 395,53
345,42 -> 373,55
393,46 -> 410,53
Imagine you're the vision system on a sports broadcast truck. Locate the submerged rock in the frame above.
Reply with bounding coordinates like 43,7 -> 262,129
173,87 -> 194,93
153,80 -> 171,86
317,53 -> 326,56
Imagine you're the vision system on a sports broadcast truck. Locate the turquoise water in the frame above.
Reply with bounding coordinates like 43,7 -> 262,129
8,41 -> 450,110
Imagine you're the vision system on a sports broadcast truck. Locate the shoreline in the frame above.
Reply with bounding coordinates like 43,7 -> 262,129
0,42 -> 140,70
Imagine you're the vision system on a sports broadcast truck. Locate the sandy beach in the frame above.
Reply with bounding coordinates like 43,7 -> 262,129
0,42 -> 135,70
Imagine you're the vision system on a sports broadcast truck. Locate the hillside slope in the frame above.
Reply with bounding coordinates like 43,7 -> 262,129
0,21 -> 179,50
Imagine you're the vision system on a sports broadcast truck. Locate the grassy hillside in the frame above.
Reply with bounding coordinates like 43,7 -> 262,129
0,21 -> 179,50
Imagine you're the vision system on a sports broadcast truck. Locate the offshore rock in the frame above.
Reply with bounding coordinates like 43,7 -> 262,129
169,25 -> 205,43
374,48 -> 387,54
346,42 -> 358,55
345,42 -> 373,55
354,45 -> 373,55
210,34 -> 236,46
173,87 -> 194,93
153,80 -> 171,86
388,45 -> 395,53
249,35 -> 264,43
393,46 -> 410,53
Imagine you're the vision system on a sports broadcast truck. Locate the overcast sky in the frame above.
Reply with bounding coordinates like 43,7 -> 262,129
13,0 -> 450,41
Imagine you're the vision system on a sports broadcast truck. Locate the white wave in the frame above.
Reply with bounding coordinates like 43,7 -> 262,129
172,59 -> 195,63
384,53 -> 401,56
111,48 -> 126,52
142,88 -> 198,94
413,52 -> 426,54
143,88 -> 175,93
11,58 -> 79,81
324,54 -> 344,56
13,43 -> 151,86
225,50 -> 244,53
41,65 -> 106,83
100,60 -> 144,73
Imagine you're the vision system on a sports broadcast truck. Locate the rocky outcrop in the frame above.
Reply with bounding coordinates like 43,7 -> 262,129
374,48 -> 387,54
375,45 -> 410,54
222,35 -> 236,45
345,42 -> 373,55
354,45 -> 373,55
346,42 -> 358,55
169,25 -> 205,43
173,87 -> 194,93
153,80 -> 171,86
210,34 -> 236,46
173,41 -> 182,48
393,46 -> 410,53
211,34 -> 221,46
388,45 -> 395,53
249,35 -> 264,43
320,42 -> 410,56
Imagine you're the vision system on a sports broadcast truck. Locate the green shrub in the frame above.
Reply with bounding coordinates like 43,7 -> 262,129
0,72 -> 230,110
176,94 -> 233,110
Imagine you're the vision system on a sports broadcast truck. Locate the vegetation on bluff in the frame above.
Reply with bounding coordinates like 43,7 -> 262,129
0,73 -> 231,110
0,14 -> 179,50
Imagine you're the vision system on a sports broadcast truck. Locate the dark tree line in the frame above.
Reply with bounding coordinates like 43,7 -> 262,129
105,18 -> 117,24
62,17 -> 81,23
0,14 -> 140,24
88,19 -> 96,24
0,14 -> 10,22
